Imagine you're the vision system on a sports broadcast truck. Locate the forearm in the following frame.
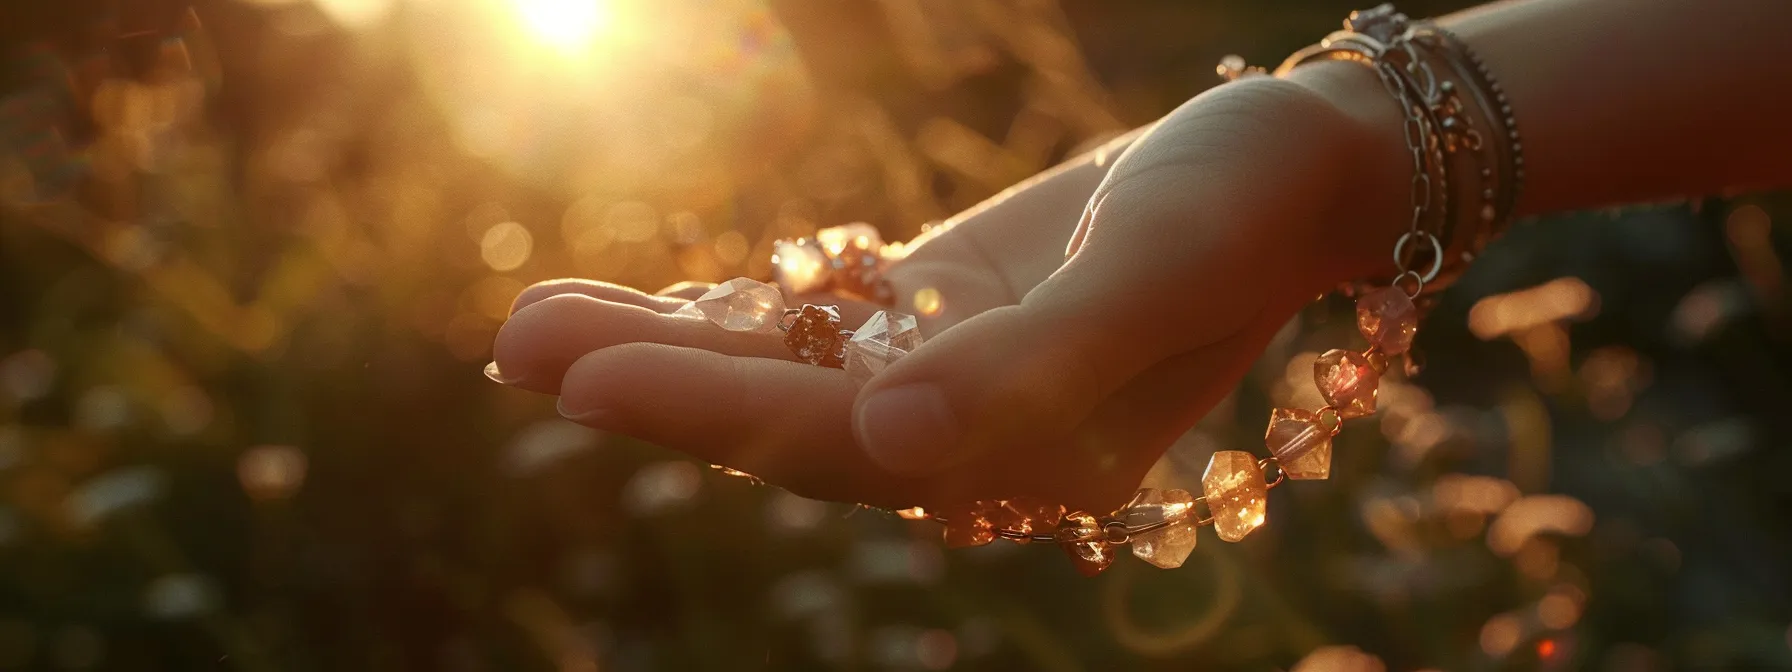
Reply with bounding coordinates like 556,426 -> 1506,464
1295,0 -> 1792,279
1449,0 -> 1792,215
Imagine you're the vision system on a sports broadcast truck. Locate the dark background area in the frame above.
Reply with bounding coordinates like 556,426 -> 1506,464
2,0 -> 1790,670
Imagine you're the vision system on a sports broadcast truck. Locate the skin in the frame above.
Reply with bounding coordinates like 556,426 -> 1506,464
490,0 -> 1792,513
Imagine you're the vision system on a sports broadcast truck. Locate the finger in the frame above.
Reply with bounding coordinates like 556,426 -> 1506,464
556,343 -> 928,507
492,294 -> 795,393
512,278 -> 687,315
656,281 -> 716,300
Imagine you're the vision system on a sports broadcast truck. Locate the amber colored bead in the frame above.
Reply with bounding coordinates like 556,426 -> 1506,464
1202,451 -> 1268,542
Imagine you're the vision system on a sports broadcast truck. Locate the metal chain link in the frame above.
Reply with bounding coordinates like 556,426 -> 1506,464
1369,57 -> 1441,287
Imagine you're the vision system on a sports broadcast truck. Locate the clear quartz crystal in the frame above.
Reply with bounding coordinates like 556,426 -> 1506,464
1356,287 -> 1419,354
843,311 -> 922,386
1202,451 -> 1268,542
1123,489 -> 1200,569
1265,409 -> 1332,480
686,278 -> 786,331
1314,349 -> 1379,418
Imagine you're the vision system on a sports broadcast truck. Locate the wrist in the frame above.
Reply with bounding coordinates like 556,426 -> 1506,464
1281,61 -> 1419,285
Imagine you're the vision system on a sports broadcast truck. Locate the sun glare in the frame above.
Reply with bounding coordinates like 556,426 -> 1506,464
513,0 -> 611,52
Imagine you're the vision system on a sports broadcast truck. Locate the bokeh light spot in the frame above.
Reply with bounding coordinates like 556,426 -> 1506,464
1479,614 -> 1522,656
607,202 -> 659,243
621,462 -> 701,515
1538,589 -> 1582,629
913,287 -> 943,317
480,222 -> 534,272
916,629 -> 957,670
714,231 -> 749,266
238,445 -> 308,501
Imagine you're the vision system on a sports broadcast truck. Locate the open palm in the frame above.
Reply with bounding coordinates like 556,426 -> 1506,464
491,75 -> 1380,514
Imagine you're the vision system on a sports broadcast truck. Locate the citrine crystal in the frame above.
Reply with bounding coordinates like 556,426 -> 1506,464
940,501 -> 996,548
1055,512 -> 1114,576
682,278 -> 786,332
781,304 -> 846,368
1314,349 -> 1379,418
1202,451 -> 1268,542
1356,287 -> 1419,355
1122,489 -> 1200,569
843,311 -> 922,386
1265,409 -> 1332,480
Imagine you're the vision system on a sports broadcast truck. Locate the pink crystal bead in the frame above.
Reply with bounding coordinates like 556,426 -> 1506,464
1121,489 -> 1199,569
1264,409 -> 1332,480
681,278 -> 787,332
1356,287 -> 1419,355
772,239 -> 831,294
843,311 -> 922,386
1314,349 -> 1379,418
1054,512 -> 1114,576
1202,451 -> 1267,542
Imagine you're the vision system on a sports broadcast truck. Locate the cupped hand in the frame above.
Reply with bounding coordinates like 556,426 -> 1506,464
491,69 -> 1404,514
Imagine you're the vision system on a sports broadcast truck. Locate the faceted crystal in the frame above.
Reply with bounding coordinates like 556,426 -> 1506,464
843,311 -> 923,386
686,278 -> 786,332
1314,349 -> 1380,418
985,497 -> 1064,542
940,501 -> 997,548
772,239 -> 832,294
1054,512 -> 1114,576
1356,287 -> 1419,354
815,222 -> 883,255
1265,409 -> 1332,480
1202,451 -> 1268,542
782,304 -> 847,368
1123,489 -> 1200,569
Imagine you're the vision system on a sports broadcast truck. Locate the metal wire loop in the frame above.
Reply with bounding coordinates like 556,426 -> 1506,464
1393,230 -> 1444,283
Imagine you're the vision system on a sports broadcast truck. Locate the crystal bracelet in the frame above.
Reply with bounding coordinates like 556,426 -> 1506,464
685,3 -> 1518,577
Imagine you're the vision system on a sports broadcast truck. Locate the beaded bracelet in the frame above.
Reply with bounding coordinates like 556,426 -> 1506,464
680,4 -> 1519,577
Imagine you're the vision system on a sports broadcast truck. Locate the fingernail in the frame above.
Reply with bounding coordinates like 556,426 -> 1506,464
557,396 -> 612,427
483,361 -> 524,385
854,383 -> 958,475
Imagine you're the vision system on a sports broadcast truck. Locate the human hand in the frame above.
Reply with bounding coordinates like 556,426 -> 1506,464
491,66 -> 1408,514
